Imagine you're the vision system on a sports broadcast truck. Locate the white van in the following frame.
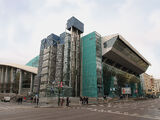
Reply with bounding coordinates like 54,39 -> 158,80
3,97 -> 11,102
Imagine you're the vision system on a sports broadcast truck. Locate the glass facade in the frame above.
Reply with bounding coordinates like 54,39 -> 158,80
103,63 -> 143,97
26,56 -> 39,68
96,33 -> 103,97
82,31 -> 103,97
103,37 -> 117,49
113,38 -> 148,70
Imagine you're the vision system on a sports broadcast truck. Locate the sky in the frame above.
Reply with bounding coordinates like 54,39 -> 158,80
0,0 -> 160,78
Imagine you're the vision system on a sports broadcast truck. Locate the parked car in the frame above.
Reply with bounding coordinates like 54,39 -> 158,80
1,97 -> 11,102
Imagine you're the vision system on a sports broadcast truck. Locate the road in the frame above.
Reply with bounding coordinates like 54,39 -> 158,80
0,99 -> 160,120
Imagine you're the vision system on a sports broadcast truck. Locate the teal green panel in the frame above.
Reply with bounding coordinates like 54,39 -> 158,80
130,83 -> 137,97
82,32 -> 97,97
138,82 -> 143,96
26,56 -> 39,68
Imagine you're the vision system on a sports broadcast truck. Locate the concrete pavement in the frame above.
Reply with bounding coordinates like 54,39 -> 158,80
0,98 -> 160,120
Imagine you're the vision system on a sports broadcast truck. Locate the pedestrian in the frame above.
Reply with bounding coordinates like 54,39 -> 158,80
103,95 -> 106,100
19,96 -> 23,104
35,94 -> 39,106
86,97 -> 88,104
66,97 -> 70,106
58,97 -> 61,106
83,97 -> 86,104
79,96 -> 82,105
103,95 -> 106,102
17,96 -> 20,104
61,97 -> 65,106
120,95 -> 123,100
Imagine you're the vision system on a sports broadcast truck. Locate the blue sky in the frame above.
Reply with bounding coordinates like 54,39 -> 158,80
0,0 -> 160,78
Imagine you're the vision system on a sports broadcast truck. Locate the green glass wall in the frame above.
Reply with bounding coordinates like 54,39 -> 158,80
26,56 -> 39,68
103,63 -> 142,97
82,31 -> 103,97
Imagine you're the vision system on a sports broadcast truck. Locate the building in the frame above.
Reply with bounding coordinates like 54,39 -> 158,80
35,17 -> 84,99
0,63 -> 37,95
140,73 -> 160,96
82,32 -> 103,97
36,17 -> 150,99
154,79 -> 160,96
26,56 -> 39,68
82,32 -> 150,98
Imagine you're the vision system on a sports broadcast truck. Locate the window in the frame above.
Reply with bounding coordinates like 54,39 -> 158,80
103,42 -> 107,48
113,39 -> 148,70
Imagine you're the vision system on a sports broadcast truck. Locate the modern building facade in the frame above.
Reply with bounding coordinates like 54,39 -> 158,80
141,73 -> 160,96
0,63 -> 37,95
36,17 -> 84,98
26,56 -> 39,68
101,34 -> 150,97
35,16 -> 150,99
82,33 -> 150,98
82,32 -> 103,97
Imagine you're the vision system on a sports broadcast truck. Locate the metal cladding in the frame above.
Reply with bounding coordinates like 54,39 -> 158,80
82,32 -> 103,97
102,34 -> 150,75
63,33 -> 71,87
36,16 -> 150,99
69,27 -> 82,97
35,33 -> 60,94
40,33 -> 60,50
55,44 -> 64,85
67,16 -> 84,33
40,46 -> 57,97
60,32 -> 66,44
47,33 -> 60,45
37,17 -> 84,97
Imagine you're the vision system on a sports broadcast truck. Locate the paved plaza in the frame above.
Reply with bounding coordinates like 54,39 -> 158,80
0,99 -> 160,120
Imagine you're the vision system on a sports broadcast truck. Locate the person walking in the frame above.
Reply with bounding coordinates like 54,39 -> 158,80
83,97 -> 86,104
19,96 -> 23,104
66,97 -> 70,107
79,96 -> 82,105
86,97 -> 88,105
58,97 -> 61,106
17,96 -> 20,104
61,97 -> 65,106
35,94 -> 39,106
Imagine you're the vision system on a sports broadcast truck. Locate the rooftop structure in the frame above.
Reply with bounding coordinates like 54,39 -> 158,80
102,34 -> 150,75
26,56 -> 39,68
67,16 -> 84,33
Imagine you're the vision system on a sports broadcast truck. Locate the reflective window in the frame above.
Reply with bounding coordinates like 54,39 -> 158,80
113,38 -> 148,70
103,37 -> 117,49
103,42 -> 107,48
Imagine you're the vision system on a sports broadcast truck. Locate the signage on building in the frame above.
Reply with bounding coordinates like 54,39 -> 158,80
122,87 -> 131,94
110,88 -> 116,91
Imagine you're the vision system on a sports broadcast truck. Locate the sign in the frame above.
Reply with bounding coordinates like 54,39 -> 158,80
121,87 -> 131,94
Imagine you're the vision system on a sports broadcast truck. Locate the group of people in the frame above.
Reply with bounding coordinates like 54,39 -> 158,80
59,97 -> 70,107
17,96 -> 23,104
16,95 -> 90,106
80,96 -> 88,105
16,94 -> 39,106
